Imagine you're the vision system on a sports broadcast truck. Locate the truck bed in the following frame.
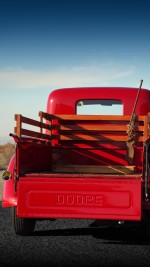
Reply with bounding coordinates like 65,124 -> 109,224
13,112 -> 149,221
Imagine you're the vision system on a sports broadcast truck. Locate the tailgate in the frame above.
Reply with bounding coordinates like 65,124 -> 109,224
17,177 -> 142,220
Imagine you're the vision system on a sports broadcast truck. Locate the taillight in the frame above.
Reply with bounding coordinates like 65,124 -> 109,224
2,170 -> 12,180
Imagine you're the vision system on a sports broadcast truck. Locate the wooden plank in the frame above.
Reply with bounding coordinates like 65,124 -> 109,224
53,134 -> 144,142
53,165 -> 135,174
51,114 -> 146,121
39,112 -> 146,123
14,113 -> 51,130
57,124 -> 144,132
20,115 -> 50,130
21,129 -> 51,140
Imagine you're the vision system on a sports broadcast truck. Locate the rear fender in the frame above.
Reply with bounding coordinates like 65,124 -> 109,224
2,155 -> 17,207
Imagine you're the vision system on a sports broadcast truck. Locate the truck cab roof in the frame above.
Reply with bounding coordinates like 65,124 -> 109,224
46,87 -> 150,116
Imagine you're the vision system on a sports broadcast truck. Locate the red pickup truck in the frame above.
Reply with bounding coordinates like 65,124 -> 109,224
2,83 -> 150,236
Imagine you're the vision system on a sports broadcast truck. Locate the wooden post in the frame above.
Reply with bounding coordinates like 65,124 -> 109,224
145,116 -> 148,141
39,111 -> 43,135
14,114 -> 22,138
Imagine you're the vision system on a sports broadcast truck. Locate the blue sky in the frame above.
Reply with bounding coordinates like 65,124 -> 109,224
1,0 -> 150,140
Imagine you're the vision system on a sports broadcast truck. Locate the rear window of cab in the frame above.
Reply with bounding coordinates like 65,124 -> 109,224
76,100 -> 123,115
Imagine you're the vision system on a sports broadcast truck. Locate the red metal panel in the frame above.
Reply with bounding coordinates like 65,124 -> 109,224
2,155 -> 17,207
47,87 -> 150,116
17,177 -> 142,220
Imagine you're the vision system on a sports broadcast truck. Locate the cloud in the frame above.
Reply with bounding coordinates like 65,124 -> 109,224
0,62 -> 135,89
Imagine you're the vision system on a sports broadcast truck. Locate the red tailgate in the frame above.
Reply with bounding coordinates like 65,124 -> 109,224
17,177 -> 142,220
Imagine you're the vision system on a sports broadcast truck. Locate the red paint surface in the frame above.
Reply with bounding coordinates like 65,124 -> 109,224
2,87 -> 150,219
47,87 -> 150,115
17,177 -> 141,220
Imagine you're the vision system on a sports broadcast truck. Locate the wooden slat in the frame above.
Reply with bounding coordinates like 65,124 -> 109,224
53,165 -> 135,174
57,124 -> 144,132
51,114 -> 146,121
20,115 -> 50,130
21,116 -> 41,127
52,134 -> 144,142
21,129 -> 51,140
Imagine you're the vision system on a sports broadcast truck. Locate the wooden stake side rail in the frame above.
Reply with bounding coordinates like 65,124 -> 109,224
14,114 -> 51,140
14,113 -> 150,142
43,113 -> 150,143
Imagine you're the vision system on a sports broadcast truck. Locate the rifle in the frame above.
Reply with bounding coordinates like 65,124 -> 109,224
126,80 -> 143,163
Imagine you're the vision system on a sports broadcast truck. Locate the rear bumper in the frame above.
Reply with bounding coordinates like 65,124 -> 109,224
17,176 -> 142,221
